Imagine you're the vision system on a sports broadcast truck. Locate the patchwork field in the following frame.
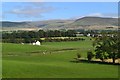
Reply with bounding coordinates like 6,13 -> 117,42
2,37 -> 118,78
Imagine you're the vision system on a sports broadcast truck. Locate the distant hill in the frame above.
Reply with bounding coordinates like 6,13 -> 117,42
1,17 -> 118,31
73,17 -> 118,26
1,21 -> 33,28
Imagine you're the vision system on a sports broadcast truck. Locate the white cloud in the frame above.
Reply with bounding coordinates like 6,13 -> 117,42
86,13 -> 118,18
5,3 -> 55,18
71,13 -> 118,20
87,13 -> 103,17
103,13 -> 118,18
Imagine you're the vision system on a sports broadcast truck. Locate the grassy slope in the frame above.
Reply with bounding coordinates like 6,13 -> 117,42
2,38 -> 118,78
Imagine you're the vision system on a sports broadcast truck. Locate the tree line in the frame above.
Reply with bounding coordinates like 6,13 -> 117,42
2,30 -> 79,43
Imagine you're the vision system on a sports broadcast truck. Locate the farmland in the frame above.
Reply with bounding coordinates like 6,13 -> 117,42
2,37 -> 118,78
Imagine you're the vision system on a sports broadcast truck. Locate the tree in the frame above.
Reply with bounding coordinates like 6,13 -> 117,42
93,32 -> 119,63
38,30 -> 45,38
106,34 -> 119,63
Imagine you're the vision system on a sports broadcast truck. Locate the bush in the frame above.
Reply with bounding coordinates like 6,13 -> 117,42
77,53 -> 81,58
87,51 -> 94,61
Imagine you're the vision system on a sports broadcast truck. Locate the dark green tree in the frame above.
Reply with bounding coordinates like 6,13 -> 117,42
93,32 -> 119,63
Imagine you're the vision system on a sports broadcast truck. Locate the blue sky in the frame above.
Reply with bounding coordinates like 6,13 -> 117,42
2,2 -> 118,21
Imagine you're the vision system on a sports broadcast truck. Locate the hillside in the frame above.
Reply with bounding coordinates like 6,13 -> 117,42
66,17 -> 118,30
1,21 -> 35,28
73,17 -> 118,26
1,17 -> 118,31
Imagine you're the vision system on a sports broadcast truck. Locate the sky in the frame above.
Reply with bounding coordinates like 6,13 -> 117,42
1,2 -> 118,22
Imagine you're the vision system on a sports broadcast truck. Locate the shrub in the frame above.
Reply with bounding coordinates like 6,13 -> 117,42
77,53 -> 81,58
87,51 -> 94,61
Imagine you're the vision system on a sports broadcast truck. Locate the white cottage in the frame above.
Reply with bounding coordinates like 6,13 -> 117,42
87,33 -> 91,37
32,41 -> 41,46
36,41 -> 41,46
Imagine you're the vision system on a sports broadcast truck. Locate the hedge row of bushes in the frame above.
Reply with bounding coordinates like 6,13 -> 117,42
2,37 -> 85,43
44,38 -> 85,42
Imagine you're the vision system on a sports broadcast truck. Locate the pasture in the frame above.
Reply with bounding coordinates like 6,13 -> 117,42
2,37 -> 118,78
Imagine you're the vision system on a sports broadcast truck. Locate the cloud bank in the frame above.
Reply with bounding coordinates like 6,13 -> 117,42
5,2 -> 56,18
87,13 -> 118,18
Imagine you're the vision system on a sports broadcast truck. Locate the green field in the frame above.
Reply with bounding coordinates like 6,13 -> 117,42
2,37 -> 118,78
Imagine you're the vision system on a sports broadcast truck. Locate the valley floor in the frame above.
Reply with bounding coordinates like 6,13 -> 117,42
2,38 -> 119,78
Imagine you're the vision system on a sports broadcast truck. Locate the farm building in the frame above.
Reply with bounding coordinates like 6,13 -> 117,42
32,41 -> 41,46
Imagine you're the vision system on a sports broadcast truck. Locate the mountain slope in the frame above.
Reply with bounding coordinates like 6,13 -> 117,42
73,17 -> 118,26
1,21 -> 36,28
1,17 -> 118,31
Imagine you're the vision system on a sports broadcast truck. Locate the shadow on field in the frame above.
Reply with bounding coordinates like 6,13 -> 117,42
53,48 -> 79,51
70,59 -> 120,65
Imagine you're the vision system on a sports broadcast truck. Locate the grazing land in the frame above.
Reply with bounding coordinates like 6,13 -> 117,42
2,37 -> 118,78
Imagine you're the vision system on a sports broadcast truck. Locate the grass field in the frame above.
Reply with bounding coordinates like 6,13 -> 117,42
2,37 -> 118,78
